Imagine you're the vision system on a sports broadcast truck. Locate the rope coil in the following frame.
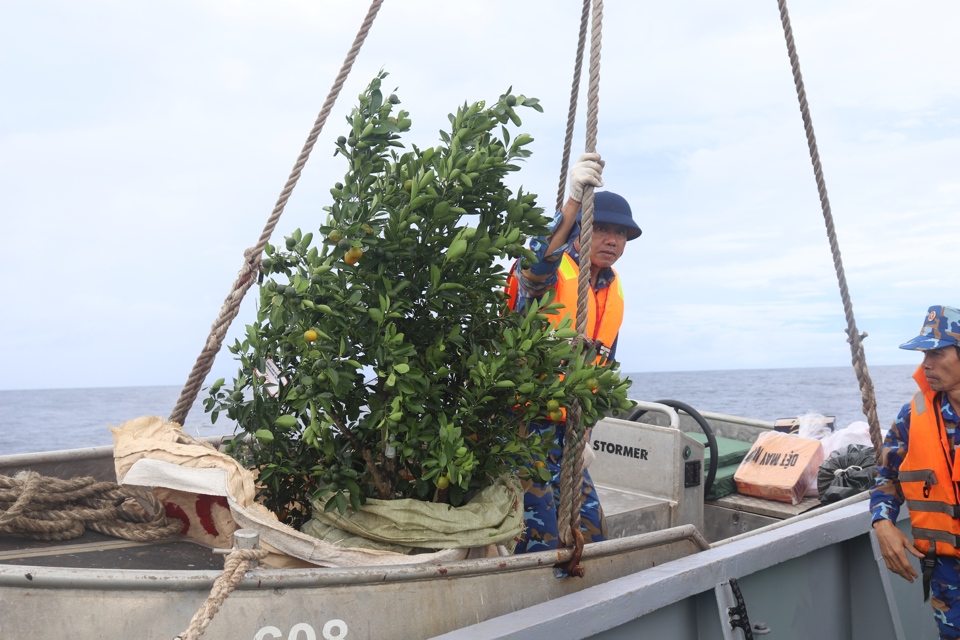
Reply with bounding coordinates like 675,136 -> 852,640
0,471 -> 183,542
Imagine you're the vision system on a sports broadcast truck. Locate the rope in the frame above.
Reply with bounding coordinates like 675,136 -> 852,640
168,0 -> 386,426
176,547 -> 269,640
557,0 -> 603,553
776,0 -> 883,459
0,471 -> 183,542
555,0 -> 592,213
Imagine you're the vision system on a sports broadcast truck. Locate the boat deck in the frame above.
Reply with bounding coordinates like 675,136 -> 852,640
0,530 -> 221,571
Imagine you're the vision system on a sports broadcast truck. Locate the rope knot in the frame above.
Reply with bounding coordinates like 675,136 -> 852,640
177,545 -> 269,640
833,465 -> 863,477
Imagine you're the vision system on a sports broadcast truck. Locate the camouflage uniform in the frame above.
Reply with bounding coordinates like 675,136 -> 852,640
870,305 -> 960,639
511,210 -> 613,554
870,396 -> 960,639
513,421 -> 609,553
870,395 -> 960,640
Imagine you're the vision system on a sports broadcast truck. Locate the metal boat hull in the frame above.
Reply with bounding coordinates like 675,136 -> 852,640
0,412 -> 937,639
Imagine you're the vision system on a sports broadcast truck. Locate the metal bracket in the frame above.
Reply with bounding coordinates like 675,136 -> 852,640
726,578 -> 753,639
213,529 -> 262,568
715,578 -> 770,639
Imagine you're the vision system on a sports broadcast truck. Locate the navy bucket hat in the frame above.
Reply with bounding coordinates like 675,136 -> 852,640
586,191 -> 642,240
899,305 -> 960,351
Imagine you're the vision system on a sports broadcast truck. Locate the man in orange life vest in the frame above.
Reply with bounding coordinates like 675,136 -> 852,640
871,305 -> 960,638
507,153 -> 641,554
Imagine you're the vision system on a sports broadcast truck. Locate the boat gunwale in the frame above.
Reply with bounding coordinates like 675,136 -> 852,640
431,498 -> 879,640
0,524 -> 707,591
0,435 -> 232,468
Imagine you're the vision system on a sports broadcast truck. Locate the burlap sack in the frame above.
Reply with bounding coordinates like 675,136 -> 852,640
111,416 -> 512,567
302,474 -> 523,553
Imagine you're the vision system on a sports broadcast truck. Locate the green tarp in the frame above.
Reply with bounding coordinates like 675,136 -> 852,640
688,433 -> 753,501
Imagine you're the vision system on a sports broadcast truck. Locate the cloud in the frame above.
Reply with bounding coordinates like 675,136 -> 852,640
2,0 -> 960,390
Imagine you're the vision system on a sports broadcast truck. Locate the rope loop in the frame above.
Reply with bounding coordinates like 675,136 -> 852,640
176,547 -> 270,640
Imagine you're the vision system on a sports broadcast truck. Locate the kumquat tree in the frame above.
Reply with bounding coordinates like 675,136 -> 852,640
207,72 -> 632,528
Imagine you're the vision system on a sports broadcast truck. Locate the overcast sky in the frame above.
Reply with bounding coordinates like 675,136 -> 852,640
2,0 -> 959,392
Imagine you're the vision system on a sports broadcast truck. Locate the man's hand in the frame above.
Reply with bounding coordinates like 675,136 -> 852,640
568,153 -> 604,202
873,518 -> 923,582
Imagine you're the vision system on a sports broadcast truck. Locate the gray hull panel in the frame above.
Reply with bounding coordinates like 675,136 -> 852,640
434,501 -> 937,640
0,533 -> 702,639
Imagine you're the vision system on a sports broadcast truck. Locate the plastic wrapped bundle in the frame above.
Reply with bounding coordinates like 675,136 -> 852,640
816,444 -> 876,505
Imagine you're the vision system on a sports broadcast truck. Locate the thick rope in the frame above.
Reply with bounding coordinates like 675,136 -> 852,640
776,0 -> 883,459
176,547 -> 269,640
555,0 -> 592,213
0,471 -> 183,542
557,0 -> 603,552
169,0 -> 386,426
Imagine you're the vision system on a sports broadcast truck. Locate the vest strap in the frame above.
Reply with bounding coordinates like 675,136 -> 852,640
922,547 -> 937,602
906,500 -> 960,517
913,527 -> 960,548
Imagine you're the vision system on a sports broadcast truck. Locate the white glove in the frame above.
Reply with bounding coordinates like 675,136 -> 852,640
582,441 -> 596,470
568,152 -> 604,202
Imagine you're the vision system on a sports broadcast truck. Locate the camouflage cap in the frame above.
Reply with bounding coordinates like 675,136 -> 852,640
899,305 -> 960,351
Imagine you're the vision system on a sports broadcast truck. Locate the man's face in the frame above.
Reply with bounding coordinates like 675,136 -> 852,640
921,346 -> 960,396
581,222 -> 628,269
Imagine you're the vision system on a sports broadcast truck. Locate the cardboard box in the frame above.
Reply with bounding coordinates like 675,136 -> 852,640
734,431 -> 824,505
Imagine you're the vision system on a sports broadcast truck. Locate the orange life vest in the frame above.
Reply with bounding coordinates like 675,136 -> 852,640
506,253 -> 624,357
552,253 -> 624,355
899,366 -> 960,557
505,253 -> 626,424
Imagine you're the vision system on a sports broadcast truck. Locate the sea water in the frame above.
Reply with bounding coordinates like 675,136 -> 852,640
0,364 -> 918,456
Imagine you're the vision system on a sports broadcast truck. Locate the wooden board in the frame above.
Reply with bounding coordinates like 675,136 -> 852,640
706,493 -> 821,520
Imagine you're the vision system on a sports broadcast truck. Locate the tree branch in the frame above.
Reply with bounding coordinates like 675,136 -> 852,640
330,412 -> 393,500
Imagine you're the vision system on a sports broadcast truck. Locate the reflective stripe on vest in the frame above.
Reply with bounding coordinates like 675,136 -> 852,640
906,501 -> 960,517
912,527 -> 960,549
899,366 -> 960,558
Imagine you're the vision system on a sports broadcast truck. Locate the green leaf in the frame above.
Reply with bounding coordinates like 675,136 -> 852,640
394,363 -> 410,374
254,429 -> 274,443
274,415 -> 299,429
